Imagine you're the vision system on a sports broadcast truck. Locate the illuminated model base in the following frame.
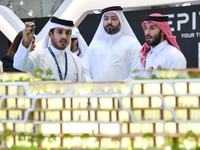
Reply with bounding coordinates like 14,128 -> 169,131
0,72 -> 200,149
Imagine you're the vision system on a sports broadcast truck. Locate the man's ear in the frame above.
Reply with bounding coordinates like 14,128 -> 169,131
48,32 -> 52,39
161,30 -> 165,36
161,30 -> 165,40
74,39 -> 78,45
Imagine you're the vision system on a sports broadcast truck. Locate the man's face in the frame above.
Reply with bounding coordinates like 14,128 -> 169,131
144,22 -> 164,47
103,12 -> 121,35
70,38 -> 78,53
49,27 -> 71,50
30,37 -> 36,52
70,39 -> 74,51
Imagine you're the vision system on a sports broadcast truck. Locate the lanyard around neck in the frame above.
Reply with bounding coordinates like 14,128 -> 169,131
77,51 -> 81,57
48,47 -> 67,80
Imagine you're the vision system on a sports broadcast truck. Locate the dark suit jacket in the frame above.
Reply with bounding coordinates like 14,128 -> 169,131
2,54 -> 22,72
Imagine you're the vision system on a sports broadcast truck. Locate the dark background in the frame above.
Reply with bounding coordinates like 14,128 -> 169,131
0,4 -> 199,68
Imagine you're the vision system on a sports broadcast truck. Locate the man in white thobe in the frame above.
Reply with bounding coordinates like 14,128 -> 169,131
83,6 -> 141,82
70,27 -> 88,62
13,17 -> 85,82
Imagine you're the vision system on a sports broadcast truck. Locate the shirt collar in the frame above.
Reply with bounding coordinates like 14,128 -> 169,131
50,45 -> 66,55
105,30 -> 122,40
150,40 -> 168,54
74,49 -> 80,56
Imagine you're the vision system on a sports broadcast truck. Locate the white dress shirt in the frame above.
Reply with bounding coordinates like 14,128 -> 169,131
74,49 -> 80,56
145,40 -> 187,70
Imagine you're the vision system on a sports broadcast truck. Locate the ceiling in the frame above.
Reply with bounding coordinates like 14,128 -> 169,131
0,0 -> 63,18
0,0 -> 200,19
1,0 -> 200,19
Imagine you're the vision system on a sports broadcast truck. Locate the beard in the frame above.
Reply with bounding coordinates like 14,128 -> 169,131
104,22 -> 121,35
52,38 -> 68,50
146,30 -> 162,47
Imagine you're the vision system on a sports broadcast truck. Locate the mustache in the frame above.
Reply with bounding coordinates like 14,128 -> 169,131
106,24 -> 114,28
60,39 -> 67,42
145,35 -> 152,39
